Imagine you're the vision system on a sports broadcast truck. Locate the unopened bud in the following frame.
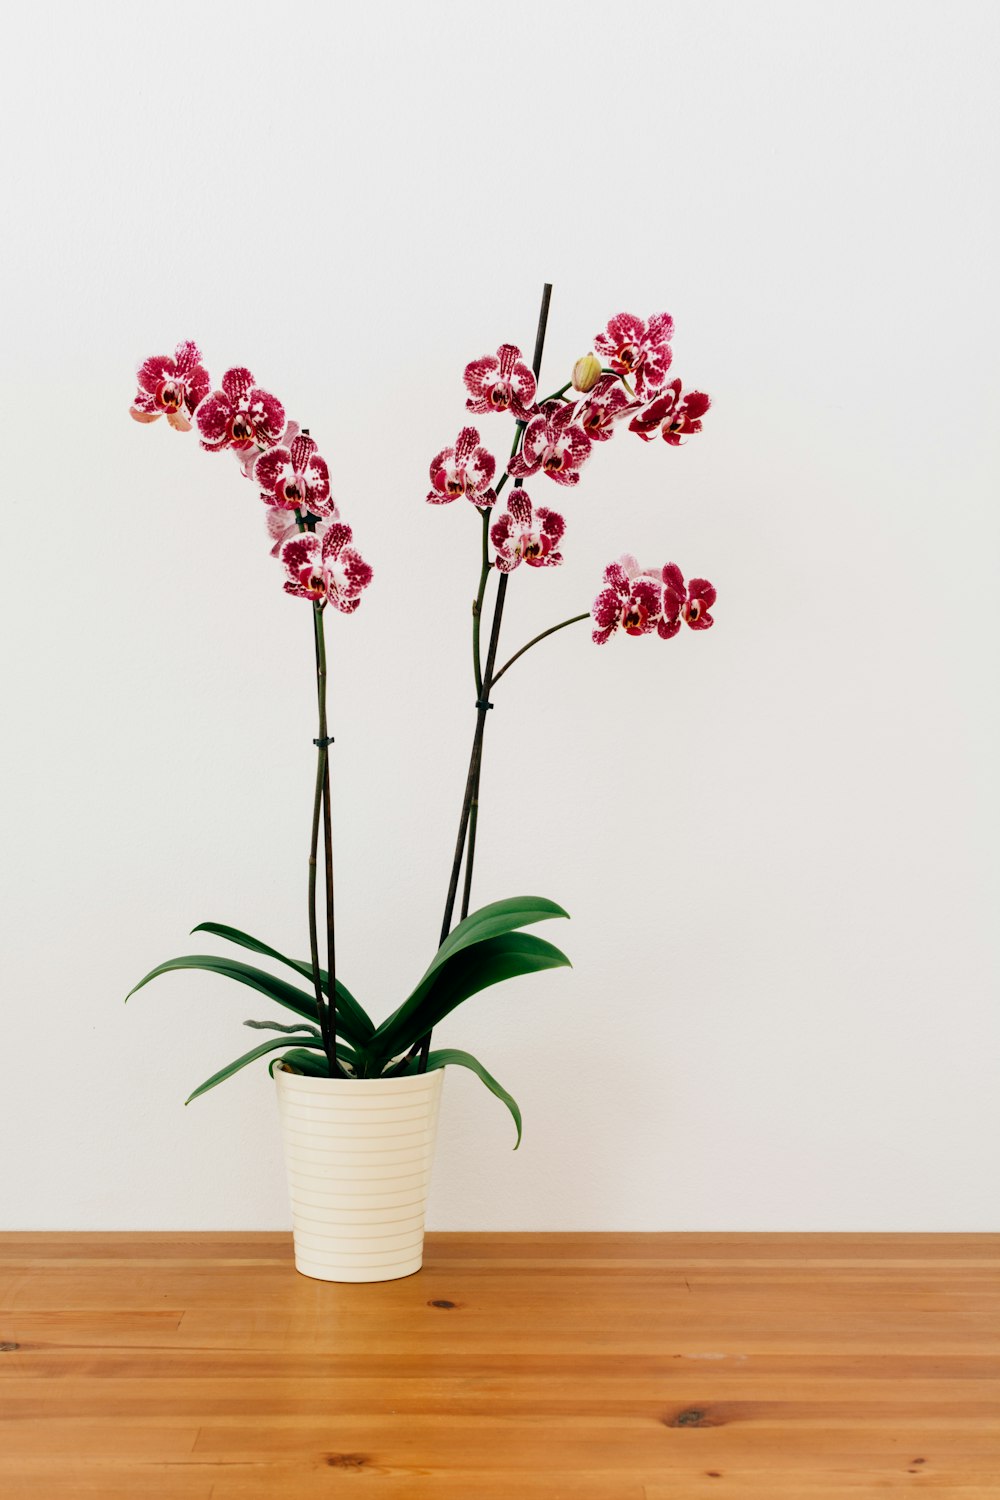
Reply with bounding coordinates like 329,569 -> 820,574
572,353 -> 602,393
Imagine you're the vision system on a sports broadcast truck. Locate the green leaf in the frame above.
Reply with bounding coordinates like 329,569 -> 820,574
191,922 -> 375,1039
185,1034 -> 325,1103
368,932 -> 571,1064
424,1048 -> 523,1149
127,955 -> 320,1026
269,1046 -> 355,1079
422,896 -> 569,984
129,951 -> 371,1057
372,897 -> 570,1056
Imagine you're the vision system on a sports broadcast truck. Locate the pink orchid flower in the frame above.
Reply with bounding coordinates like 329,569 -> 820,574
629,380 -> 711,445
682,574 -> 717,630
591,555 -> 663,643
427,426 -> 498,508
266,507 -> 318,558
508,402 -> 591,487
130,341 -> 210,431
490,490 -> 565,572
254,431 -> 333,518
593,312 -> 674,396
593,557 -> 717,643
196,367 -> 286,454
463,343 -> 537,421
280,523 -> 372,613
656,563 -> 687,639
575,375 -> 637,443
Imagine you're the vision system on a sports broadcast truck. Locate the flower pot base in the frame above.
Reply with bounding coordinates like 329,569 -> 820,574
275,1067 -> 444,1284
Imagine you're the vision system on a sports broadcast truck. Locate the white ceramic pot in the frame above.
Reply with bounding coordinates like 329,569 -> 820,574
274,1066 -> 444,1283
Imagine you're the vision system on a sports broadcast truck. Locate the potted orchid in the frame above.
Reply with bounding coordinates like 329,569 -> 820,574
127,285 -> 715,1282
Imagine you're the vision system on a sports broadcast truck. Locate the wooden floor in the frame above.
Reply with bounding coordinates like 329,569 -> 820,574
0,1234 -> 998,1498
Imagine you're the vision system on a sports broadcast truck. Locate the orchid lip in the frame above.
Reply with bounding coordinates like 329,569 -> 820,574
158,381 -> 183,411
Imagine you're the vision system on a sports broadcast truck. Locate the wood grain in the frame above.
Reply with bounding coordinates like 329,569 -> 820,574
0,1233 -> 997,1497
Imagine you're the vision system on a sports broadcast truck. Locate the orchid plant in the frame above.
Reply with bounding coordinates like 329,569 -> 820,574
127,287 -> 715,1146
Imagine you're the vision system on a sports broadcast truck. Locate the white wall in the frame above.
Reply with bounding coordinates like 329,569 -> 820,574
2,0 -> 998,1231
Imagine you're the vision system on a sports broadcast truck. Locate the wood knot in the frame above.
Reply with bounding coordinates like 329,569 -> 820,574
428,1298 -> 458,1310
664,1407 -> 720,1428
0,1342 -> 19,1352
324,1453 -> 368,1469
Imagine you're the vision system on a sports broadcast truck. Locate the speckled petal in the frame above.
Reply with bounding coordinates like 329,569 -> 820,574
222,368 -> 255,403
321,522 -> 353,563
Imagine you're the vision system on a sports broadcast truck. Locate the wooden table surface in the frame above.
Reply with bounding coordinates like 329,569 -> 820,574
1,1232 -> 998,1498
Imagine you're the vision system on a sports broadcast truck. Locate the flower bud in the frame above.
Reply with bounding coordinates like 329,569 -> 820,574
572,353 -> 602,393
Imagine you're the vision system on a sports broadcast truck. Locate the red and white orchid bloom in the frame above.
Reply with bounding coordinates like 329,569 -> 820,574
575,375 -> 637,443
683,574 -> 716,630
266,505 -> 334,559
591,556 -> 716,644
591,555 -> 663,644
254,431 -> 333,518
629,380 -> 711,445
463,343 -> 537,421
130,341 -> 211,431
196,367 -> 286,454
427,426 -> 498,508
280,523 -> 373,612
593,312 -> 674,396
490,490 -> 565,572
657,563 -> 686,639
508,401 -> 591,487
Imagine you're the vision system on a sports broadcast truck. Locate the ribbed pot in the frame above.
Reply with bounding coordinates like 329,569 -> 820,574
274,1066 -> 444,1283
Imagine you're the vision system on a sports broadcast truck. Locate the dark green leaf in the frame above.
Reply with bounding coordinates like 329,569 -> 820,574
269,1046 -> 355,1079
191,922 -> 374,1038
424,1048 -> 523,1148
369,932 -> 571,1064
422,896 -> 569,984
372,898 -> 570,1055
185,1034 -> 325,1103
127,955 -> 320,1025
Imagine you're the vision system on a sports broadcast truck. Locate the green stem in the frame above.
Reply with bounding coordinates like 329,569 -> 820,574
310,604 -> 346,1079
490,613 -> 590,688
418,283 -> 554,1075
472,508 -> 491,697
459,775 -> 480,923
538,380 -> 573,404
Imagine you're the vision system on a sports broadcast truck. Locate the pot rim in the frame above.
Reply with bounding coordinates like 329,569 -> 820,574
274,1065 -> 445,1096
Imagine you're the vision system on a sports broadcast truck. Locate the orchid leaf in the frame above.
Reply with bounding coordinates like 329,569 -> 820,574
128,952 -> 374,1055
423,1048 -> 523,1149
191,922 -> 374,1038
369,932 -> 571,1064
270,1047 -> 347,1079
421,896 -> 569,985
127,955 -> 320,1025
185,1034 -> 328,1104
372,897 -> 570,1053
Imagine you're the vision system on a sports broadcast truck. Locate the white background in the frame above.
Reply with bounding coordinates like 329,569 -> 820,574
2,0 -> 998,1231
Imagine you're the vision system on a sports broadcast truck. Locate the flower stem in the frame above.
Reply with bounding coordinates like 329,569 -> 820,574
490,613 -> 590,687
417,282 -> 553,1073
460,769 -> 481,923
472,508 -> 491,698
436,573 -> 508,950
309,603 -> 346,1078
538,380 -> 573,404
